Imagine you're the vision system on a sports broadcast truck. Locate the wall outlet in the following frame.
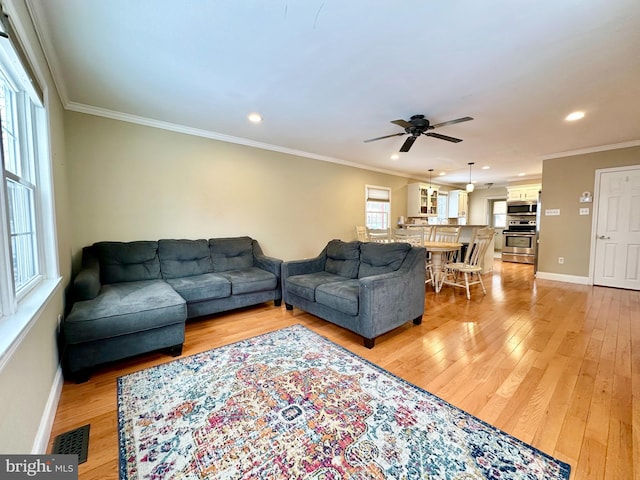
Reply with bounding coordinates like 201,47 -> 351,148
558,257 -> 565,264
579,207 -> 589,215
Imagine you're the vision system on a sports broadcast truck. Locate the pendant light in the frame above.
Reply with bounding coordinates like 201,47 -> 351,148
466,162 -> 475,192
427,169 -> 434,195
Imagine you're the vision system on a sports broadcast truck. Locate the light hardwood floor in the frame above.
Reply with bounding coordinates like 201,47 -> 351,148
48,260 -> 640,479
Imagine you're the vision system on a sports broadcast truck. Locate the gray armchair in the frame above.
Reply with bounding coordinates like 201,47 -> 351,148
282,240 -> 426,347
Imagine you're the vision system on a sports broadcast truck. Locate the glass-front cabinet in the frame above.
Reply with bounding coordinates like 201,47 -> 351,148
407,183 -> 438,217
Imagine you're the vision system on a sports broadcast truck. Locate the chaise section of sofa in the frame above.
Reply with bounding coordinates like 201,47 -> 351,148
64,241 -> 186,382
282,239 -> 426,348
63,236 -> 282,381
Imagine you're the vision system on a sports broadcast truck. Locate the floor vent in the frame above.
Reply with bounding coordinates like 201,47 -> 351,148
52,424 -> 90,464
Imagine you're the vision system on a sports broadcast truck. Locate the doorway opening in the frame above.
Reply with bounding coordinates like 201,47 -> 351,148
487,198 -> 507,256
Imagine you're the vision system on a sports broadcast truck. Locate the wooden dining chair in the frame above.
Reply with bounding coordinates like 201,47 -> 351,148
366,227 -> 392,243
355,225 -> 369,242
432,226 -> 462,262
392,227 -> 424,246
438,227 -> 493,299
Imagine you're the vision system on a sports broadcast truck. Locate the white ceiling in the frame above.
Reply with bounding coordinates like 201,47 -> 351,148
26,0 -> 640,187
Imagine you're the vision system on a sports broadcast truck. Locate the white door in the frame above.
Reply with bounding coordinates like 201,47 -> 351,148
593,166 -> 640,290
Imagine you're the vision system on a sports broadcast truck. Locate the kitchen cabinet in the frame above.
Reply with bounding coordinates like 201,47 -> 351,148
448,190 -> 468,219
407,183 -> 439,217
507,184 -> 541,202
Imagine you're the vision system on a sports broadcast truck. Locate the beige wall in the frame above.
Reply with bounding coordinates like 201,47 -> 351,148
538,145 -> 640,276
0,0 -> 70,453
468,186 -> 509,225
65,111 -> 418,264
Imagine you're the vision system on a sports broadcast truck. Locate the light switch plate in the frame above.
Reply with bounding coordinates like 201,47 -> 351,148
579,207 -> 589,215
545,209 -> 560,216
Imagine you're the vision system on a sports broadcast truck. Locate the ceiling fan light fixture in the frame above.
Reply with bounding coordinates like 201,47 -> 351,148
466,162 -> 475,192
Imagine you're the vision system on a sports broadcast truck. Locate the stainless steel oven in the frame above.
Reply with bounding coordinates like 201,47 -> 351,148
502,220 -> 537,264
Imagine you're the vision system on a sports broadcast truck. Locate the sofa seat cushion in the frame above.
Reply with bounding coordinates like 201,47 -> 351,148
358,242 -> 411,278
165,273 -> 231,302
316,280 -> 360,316
65,280 -> 186,344
286,272 -> 349,302
217,267 -> 277,295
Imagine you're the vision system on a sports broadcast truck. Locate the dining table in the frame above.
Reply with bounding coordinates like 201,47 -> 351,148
423,240 -> 463,292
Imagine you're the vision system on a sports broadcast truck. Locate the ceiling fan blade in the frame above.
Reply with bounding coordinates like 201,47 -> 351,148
399,135 -> 417,152
364,132 -> 406,143
390,119 -> 413,129
430,116 -> 474,129
425,132 -> 463,143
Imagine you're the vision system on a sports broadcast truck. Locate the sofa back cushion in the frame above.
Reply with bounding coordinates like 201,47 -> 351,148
358,242 -> 411,278
93,241 -> 162,284
209,237 -> 254,272
158,239 -> 213,279
325,240 -> 361,279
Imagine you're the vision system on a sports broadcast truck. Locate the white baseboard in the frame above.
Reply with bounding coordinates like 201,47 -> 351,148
535,271 -> 591,285
32,366 -> 64,453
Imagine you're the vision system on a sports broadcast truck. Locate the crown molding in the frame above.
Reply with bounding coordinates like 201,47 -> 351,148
66,101 -> 419,180
540,140 -> 640,160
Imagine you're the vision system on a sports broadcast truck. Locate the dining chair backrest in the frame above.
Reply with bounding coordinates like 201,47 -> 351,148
367,227 -> 392,243
422,225 -> 435,242
433,226 -> 461,243
466,227 -> 494,267
355,225 -> 368,242
393,228 -> 424,247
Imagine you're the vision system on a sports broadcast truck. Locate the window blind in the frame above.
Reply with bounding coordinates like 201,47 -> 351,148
366,186 -> 390,202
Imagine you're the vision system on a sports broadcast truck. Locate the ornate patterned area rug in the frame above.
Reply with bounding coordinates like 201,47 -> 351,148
118,324 -> 571,479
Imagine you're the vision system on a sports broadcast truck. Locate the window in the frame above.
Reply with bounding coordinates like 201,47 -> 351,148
492,200 -> 507,228
1,77 -> 39,295
437,192 -> 448,224
365,185 -> 390,229
0,15 -> 50,318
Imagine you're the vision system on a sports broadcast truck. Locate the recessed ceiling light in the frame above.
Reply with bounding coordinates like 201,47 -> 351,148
481,166 -> 490,170
390,154 -> 399,161
518,173 -> 525,177
438,172 -> 446,176
565,111 -> 585,121
248,113 -> 263,123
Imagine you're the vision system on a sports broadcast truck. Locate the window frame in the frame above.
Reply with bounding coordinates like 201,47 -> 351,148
0,14 -> 56,319
365,185 -> 391,230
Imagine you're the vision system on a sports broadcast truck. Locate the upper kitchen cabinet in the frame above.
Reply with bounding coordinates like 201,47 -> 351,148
407,183 -> 439,217
448,190 -> 468,219
507,184 -> 541,202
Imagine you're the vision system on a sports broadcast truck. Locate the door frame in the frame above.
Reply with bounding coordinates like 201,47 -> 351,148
485,196 -> 508,255
588,164 -> 640,285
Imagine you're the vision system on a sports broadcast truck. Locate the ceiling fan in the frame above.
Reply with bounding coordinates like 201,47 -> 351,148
364,114 -> 473,152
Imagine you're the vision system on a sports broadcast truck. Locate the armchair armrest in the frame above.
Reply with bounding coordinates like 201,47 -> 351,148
73,246 -> 101,301
357,247 -> 426,339
253,253 -> 283,278
251,239 -> 282,278
281,254 -> 326,278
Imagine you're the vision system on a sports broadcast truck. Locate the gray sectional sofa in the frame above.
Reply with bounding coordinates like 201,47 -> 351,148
63,236 -> 281,381
282,240 -> 426,348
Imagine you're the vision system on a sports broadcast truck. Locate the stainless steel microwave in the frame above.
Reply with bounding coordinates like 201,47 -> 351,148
507,202 -> 537,215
